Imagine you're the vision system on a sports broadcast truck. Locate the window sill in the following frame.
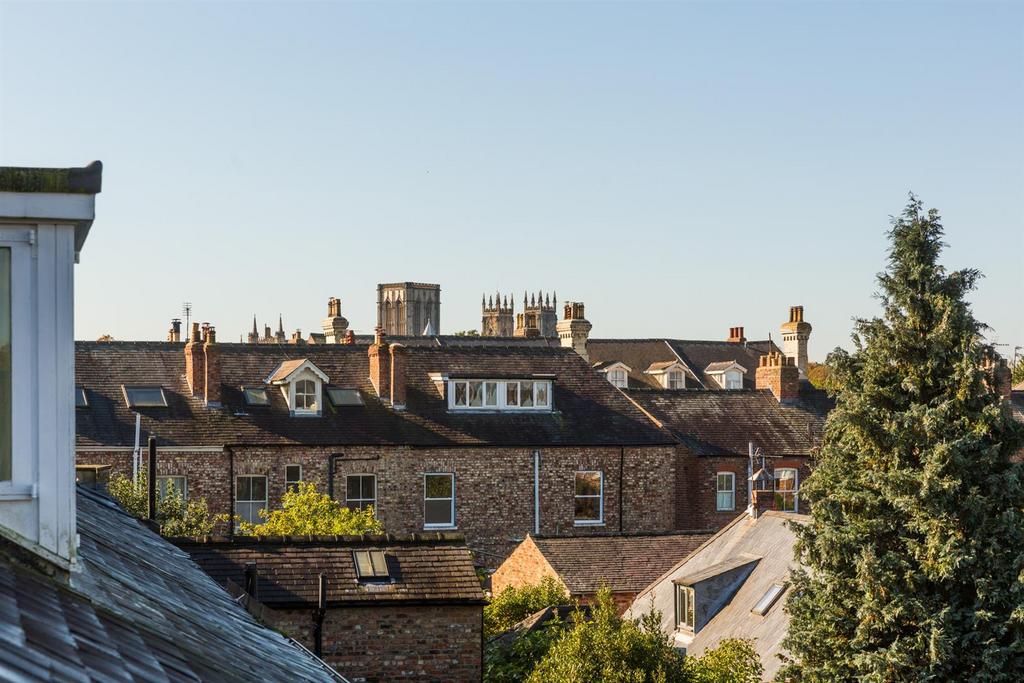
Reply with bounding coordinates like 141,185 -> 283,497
574,521 -> 605,527
0,482 -> 36,501
424,525 -> 457,531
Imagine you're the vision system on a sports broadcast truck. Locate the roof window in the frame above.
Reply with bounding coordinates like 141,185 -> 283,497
353,550 -> 389,581
448,379 -> 552,411
242,386 -> 269,406
122,386 -> 167,408
327,387 -> 364,406
75,386 -> 89,408
751,583 -> 787,616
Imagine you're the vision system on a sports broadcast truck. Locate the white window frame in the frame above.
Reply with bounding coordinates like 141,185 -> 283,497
608,368 -> 628,389
346,473 -> 377,514
667,370 -> 685,389
573,470 -> 604,526
235,474 -> 268,526
724,370 -> 743,390
156,475 -> 187,502
292,378 -> 319,414
774,467 -> 799,513
675,584 -> 695,630
285,464 -> 302,493
0,237 -> 31,490
423,473 -> 455,529
716,472 -> 735,511
447,379 -> 552,412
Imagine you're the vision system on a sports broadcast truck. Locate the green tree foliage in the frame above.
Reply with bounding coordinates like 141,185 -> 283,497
454,329 -> 481,337
238,481 -> 382,536
524,588 -> 762,683
485,576 -> 571,638
806,362 -> 831,390
108,470 -> 215,536
485,616 -> 568,683
1012,357 -> 1024,387
780,196 -> 1024,681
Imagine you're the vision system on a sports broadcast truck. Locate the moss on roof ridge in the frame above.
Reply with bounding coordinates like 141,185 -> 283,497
0,161 -> 102,194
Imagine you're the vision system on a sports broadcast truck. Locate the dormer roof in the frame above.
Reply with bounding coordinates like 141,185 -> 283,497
644,360 -> 686,375
266,358 -> 329,385
704,361 -> 747,375
592,360 -> 632,373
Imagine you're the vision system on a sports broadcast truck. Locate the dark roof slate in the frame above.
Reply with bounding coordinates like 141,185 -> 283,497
0,488 -> 340,682
176,536 -> 485,607
76,341 -> 673,447
626,386 -> 830,457
532,532 -> 713,594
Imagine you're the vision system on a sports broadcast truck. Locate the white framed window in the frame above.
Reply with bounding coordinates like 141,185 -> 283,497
716,472 -> 735,511
609,369 -> 627,389
294,379 -> 317,411
156,475 -> 187,502
774,467 -> 799,513
675,584 -> 695,630
285,464 -> 302,493
574,471 -> 603,525
122,386 -> 168,408
448,379 -> 552,411
752,583 -> 787,616
424,473 -> 455,528
346,474 -> 377,513
725,370 -> 743,390
667,370 -> 685,389
353,550 -> 389,581
235,475 -> 268,525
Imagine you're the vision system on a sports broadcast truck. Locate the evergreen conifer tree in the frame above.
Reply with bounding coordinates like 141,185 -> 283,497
779,196 -> 1024,681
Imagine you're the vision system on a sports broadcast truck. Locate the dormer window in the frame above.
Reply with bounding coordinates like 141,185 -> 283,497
122,386 -> 168,408
595,361 -> 632,389
448,378 -> 552,411
704,362 -> 748,390
644,361 -> 688,389
675,585 -> 695,630
267,359 -> 329,417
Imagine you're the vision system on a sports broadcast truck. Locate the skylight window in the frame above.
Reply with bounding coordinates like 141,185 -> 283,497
327,387 -> 364,406
353,550 -> 389,581
242,386 -> 269,406
75,386 -> 89,408
122,386 -> 167,408
751,583 -> 787,616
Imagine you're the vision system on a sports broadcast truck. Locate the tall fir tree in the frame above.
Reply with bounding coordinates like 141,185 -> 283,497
779,196 -> 1024,682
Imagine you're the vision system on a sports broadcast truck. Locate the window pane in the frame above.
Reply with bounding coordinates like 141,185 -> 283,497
286,465 -> 301,482
575,472 -> 601,496
369,550 -> 387,575
469,381 -> 483,407
775,469 -> 797,491
717,491 -> 734,510
425,474 -> 453,498
506,382 -> 519,406
243,387 -> 269,406
485,382 -> 498,406
236,476 -> 251,500
454,382 -> 467,406
574,496 -> 600,521
250,476 -> 267,501
520,382 -> 534,407
346,475 -> 361,500
535,382 -> 549,407
361,475 -> 376,499
425,499 -> 453,525
0,248 -> 8,481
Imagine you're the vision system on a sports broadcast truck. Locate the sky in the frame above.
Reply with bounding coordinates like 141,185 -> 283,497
1,1 -> 1021,362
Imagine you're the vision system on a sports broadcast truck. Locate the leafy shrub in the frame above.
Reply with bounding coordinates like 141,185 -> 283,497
108,469 -> 215,536
484,576 -> 570,638
237,481 -> 382,536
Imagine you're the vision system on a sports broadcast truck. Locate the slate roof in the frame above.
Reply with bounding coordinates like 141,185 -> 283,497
626,386 -> 830,457
176,535 -> 485,607
76,341 -> 673,447
530,532 -> 713,595
627,512 -> 806,681
0,487 -> 341,682
587,339 -> 780,390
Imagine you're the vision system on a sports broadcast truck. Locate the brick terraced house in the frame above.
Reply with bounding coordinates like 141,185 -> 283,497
178,533 -> 485,682
76,327 -> 679,566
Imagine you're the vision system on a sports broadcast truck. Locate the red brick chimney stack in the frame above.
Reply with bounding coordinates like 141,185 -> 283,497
184,322 -> 205,397
203,326 -> 221,407
755,351 -> 800,402
727,326 -> 746,344
390,343 -> 407,410
368,326 -> 392,401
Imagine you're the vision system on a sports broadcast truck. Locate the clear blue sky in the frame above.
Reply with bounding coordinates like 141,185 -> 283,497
2,1 -> 1021,362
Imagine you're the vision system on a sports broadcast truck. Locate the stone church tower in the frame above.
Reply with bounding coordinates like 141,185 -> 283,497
514,291 -> 558,338
377,282 -> 441,336
481,293 -> 514,337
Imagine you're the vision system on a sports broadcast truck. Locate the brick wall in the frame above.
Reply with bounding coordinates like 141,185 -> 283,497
490,536 -> 562,597
77,443 -> 677,567
270,604 -> 482,682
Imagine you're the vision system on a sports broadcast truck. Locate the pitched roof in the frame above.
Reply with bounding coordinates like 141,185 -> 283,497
176,535 -> 485,607
626,386 -> 830,457
0,487 -> 341,682
703,361 -> 745,373
76,341 -> 674,448
530,532 -> 713,595
627,512 -> 806,681
588,338 -> 781,390
267,358 -> 318,383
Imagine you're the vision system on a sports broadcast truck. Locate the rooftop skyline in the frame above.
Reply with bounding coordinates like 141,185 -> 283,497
1,1 -> 1020,361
